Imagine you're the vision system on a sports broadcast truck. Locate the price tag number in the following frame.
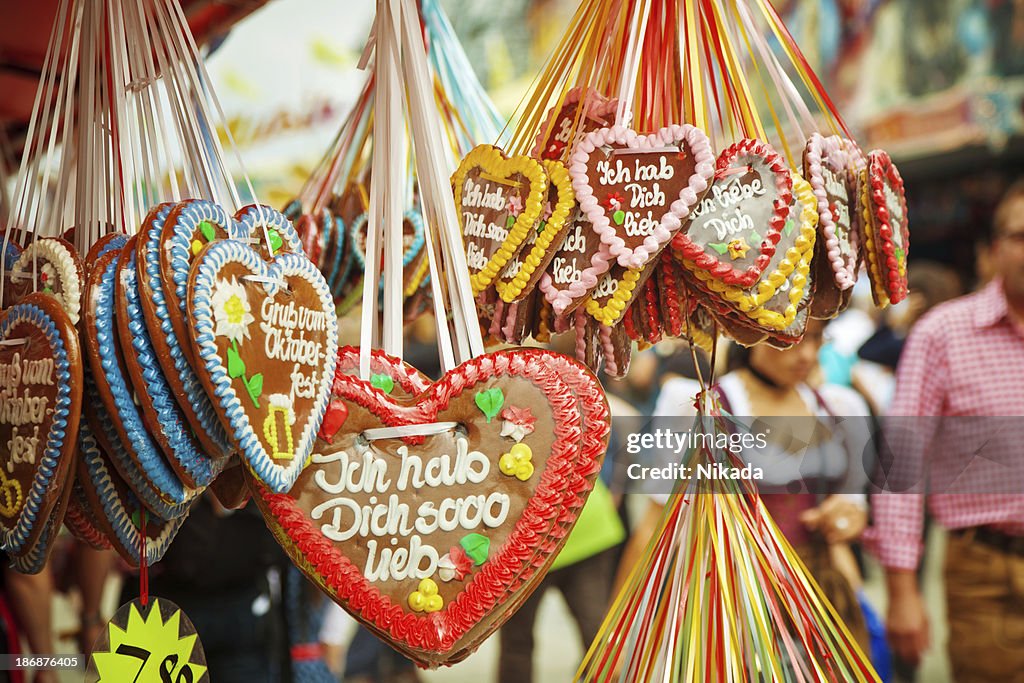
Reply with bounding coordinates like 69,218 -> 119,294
115,644 -> 195,683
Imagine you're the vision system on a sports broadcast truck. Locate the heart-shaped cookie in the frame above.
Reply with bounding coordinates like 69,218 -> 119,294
83,250 -> 199,519
75,420 -> 188,566
251,347 -> 608,664
532,87 -> 619,161
141,202 -> 302,459
64,480 -> 113,551
537,209 -> 610,316
679,171 -> 818,331
453,145 -> 548,294
570,124 -> 715,270
0,293 -> 82,553
494,161 -> 576,303
350,209 -> 428,296
674,138 -> 792,288
804,135 -> 860,319
2,237 -> 84,325
186,240 -> 338,492
116,236 -> 222,489
862,150 -> 909,306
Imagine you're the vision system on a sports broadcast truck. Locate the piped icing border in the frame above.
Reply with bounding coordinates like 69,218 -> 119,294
7,237 -> 84,325
452,145 -> 548,294
863,150 -> 910,306
139,202 -> 234,458
252,348 -> 607,656
495,160 -> 576,303
188,241 -> 338,493
530,87 -> 619,161
349,209 -> 427,295
569,124 -> 715,270
681,171 -> 818,331
234,204 -> 305,255
0,296 -> 79,553
64,480 -> 112,551
78,420 -> 186,566
672,138 -> 791,288
85,251 -> 197,514
117,240 -> 221,489
804,133 -> 858,289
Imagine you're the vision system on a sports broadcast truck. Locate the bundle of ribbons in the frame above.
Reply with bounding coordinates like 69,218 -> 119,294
247,0 -> 611,668
0,0 -> 336,574
455,0 -> 908,379
281,0 -> 504,321
447,0 -> 897,679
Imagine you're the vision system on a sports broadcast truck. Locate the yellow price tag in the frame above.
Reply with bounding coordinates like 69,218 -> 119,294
87,598 -> 208,683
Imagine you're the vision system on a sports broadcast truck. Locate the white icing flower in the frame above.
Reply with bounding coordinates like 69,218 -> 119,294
437,555 -> 457,582
500,420 -> 530,442
211,277 -> 255,344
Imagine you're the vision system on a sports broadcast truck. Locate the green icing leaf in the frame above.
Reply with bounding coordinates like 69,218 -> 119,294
268,229 -> 283,255
199,220 -> 216,242
460,533 -> 490,565
248,373 -> 264,399
613,209 -> 626,226
895,247 -> 905,264
227,344 -> 245,379
708,243 -> 729,255
784,220 -> 795,237
750,230 -> 762,244
370,374 -> 395,395
474,388 -> 504,422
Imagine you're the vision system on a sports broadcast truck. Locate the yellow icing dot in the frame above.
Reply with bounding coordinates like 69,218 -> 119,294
409,578 -> 443,613
499,443 -> 534,480
191,239 -> 203,256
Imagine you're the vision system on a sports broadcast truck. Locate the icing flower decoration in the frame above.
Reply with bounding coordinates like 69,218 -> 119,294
408,578 -> 443,613
499,443 -> 535,481
507,195 -> 524,217
602,192 -> 625,212
437,546 -> 474,582
39,263 -> 57,294
212,277 -> 255,344
727,238 -> 751,260
499,406 -> 536,442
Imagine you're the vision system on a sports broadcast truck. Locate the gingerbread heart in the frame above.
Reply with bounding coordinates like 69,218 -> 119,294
862,150 -> 909,306
10,491 -> 71,574
537,209 -> 609,316
570,124 -> 715,270
0,293 -> 82,554
75,420 -> 188,566
140,202 -> 301,459
804,135 -> 860,319
186,240 -> 338,493
2,237 -> 84,325
64,481 -> 113,551
532,87 -> 618,161
675,139 -> 792,289
116,236 -> 222,489
494,161 -> 576,303
680,171 -> 818,331
350,209 -> 428,296
250,348 -> 608,664
83,250 -> 199,520
453,145 -> 548,294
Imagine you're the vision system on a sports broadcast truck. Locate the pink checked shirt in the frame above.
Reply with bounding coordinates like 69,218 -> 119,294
869,279 -> 1024,570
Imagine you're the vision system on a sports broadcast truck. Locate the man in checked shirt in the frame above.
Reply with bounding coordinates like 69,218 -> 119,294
870,180 -> 1024,682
